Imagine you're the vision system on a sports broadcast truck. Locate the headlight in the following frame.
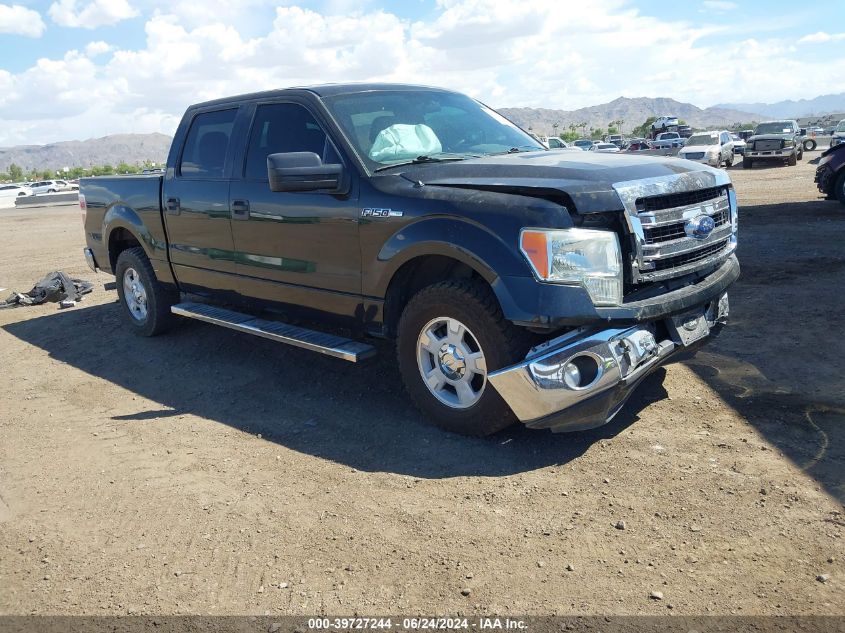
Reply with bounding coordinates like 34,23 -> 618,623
783,140 -> 795,147
520,228 -> 622,306
706,148 -> 719,156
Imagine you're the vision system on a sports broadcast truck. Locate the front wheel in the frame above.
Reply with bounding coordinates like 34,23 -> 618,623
396,280 -> 533,436
797,147 -> 804,161
115,247 -> 178,337
743,157 -> 753,169
725,155 -> 733,168
836,171 -> 845,206
788,152 -> 797,166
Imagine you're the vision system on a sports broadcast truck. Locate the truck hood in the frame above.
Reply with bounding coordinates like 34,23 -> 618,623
393,150 -> 724,214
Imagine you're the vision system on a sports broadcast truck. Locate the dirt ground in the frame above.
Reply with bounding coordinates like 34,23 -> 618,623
0,155 -> 843,617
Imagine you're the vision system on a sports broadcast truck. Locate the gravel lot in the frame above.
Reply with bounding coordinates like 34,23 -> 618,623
0,154 -> 843,616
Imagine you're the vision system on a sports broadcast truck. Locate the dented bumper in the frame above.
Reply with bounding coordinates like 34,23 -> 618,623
488,293 -> 729,433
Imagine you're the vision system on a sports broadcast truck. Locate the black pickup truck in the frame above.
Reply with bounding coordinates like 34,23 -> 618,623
81,84 -> 739,436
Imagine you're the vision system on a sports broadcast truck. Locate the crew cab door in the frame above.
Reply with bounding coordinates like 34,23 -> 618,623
163,106 -> 242,296
228,100 -> 361,320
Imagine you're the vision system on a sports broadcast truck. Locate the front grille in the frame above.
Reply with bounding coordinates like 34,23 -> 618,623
635,186 -> 733,282
643,208 -> 729,244
652,239 -> 730,272
684,152 -> 705,159
638,186 -> 723,213
753,139 -> 783,151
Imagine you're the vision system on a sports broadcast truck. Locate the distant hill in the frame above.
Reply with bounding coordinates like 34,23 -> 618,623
498,97 -> 763,136
715,93 -> 845,119
0,133 -> 172,173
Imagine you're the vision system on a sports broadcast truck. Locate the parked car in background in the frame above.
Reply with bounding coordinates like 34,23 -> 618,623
589,142 -> 620,153
651,116 -> 679,132
678,125 -> 693,138
730,133 -> 746,155
815,143 -> 845,206
830,120 -> 845,149
30,179 -> 72,194
625,140 -> 653,151
540,136 -> 571,150
744,120 -> 803,168
652,132 -> 685,149
678,131 -> 734,168
572,139 -> 594,151
606,134 -> 625,147
0,184 -> 33,204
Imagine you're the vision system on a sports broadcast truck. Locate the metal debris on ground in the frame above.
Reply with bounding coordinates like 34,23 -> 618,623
1,271 -> 93,309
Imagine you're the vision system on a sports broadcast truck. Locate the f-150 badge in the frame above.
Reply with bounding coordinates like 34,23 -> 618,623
362,208 -> 403,217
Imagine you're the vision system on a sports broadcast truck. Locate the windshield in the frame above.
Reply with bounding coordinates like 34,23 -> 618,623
836,121 -> 845,133
687,134 -> 719,146
755,122 -> 793,135
574,140 -> 592,147
322,90 -> 544,170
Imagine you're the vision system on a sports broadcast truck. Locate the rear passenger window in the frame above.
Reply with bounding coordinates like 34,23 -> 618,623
179,109 -> 237,178
243,103 -> 333,180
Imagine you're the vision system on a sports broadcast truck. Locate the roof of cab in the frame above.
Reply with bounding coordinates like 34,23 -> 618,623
188,83 -> 458,110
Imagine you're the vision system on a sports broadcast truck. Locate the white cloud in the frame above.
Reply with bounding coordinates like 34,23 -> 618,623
1,0 -> 844,146
84,40 -> 112,56
48,0 -> 138,29
0,3 -> 46,37
799,31 -> 845,44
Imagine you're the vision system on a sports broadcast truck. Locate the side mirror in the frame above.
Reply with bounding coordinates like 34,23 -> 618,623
267,152 -> 348,194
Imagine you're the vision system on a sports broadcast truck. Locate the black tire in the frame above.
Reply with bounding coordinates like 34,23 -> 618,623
725,155 -> 733,168
797,147 -> 804,161
804,139 -> 817,151
114,247 -> 178,337
396,279 -> 534,436
48,188 -> 56,193
743,157 -> 753,169
836,171 -> 845,206
788,152 -> 797,166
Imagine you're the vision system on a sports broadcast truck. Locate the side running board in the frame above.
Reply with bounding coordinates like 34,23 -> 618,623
171,302 -> 376,363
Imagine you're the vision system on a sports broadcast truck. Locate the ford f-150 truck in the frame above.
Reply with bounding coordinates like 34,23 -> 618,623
81,84 -> 739,436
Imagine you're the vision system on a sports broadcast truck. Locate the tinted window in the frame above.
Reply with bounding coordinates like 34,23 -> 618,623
244,103 -> 333,180
180,108 -> 237,178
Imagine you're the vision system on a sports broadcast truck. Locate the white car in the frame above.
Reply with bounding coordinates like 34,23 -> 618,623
0,183 -> 33,204
589,142 -> 620,153
651,116 -> 679,132
29,179 -> 72,194
678,131 -> 734,167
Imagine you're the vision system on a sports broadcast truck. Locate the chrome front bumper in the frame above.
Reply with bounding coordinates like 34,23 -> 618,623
488,293 -> 729,433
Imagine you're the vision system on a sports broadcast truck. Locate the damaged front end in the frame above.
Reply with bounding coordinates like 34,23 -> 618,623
488,292 -> 729,432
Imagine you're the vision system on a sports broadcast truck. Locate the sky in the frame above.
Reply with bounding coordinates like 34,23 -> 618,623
0,0 -> 842,146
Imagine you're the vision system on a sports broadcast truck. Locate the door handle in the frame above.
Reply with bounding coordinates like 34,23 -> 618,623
165,197 -> 181,215
231,199 -> 250,220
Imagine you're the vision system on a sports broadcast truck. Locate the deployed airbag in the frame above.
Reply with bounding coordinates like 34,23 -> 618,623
369,124 -> 442,162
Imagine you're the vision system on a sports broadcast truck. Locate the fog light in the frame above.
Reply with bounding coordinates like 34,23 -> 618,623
563,362 -> 581,389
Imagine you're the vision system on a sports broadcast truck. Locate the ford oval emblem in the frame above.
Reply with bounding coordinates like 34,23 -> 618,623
684,214 -> 715,239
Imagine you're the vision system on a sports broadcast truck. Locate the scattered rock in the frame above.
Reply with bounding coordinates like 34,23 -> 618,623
173,571 -> 182,577
465,573 -> 474,579
258,585 -> 265,593
649,590 -> 664,600
566,564 -> 575,572
460,588 -> 471,596
269,624 -> 282,633
603,478 -> 610,484
816,574 -> 829,583
537,561 -> 545,568
828,557 -> 835,564
615,521 -> 627,530
279,582 -> 289,589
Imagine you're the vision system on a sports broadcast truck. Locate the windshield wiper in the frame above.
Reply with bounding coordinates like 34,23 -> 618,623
490,145 -> 542,156
374,154 -> 469,172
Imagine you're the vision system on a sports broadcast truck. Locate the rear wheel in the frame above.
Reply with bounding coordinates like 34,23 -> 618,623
743,157 -> 753,169
397,279 -> 533,436
115,247 -> 178,337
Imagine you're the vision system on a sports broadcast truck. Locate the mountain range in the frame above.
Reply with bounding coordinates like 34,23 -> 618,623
0,133 -> 172,174
498,97 -> 763,136
714,93 -> 845,120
